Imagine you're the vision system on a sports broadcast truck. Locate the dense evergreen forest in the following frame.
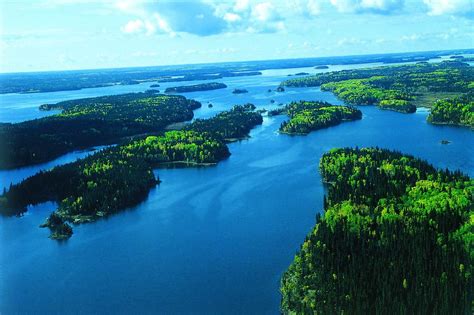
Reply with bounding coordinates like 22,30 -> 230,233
164,82 -> 227,93
278,101 -> 362,135
0,106 -> 263,239
186,104 -> 263,140
428,94 -> 474,128
0,92 -> 201,169
282,61 -> 473,117
281,148 -> 473,314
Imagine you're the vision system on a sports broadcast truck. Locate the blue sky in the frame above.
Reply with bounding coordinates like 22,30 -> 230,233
0,0 -> 472,72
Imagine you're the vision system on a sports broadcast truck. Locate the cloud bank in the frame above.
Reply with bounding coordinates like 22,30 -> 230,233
115,0 -> 473,37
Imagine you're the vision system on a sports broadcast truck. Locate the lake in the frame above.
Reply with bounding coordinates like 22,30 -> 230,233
1,60 -> 473,314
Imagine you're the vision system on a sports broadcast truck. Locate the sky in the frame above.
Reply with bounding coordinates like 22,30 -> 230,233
0,0 -> 472,73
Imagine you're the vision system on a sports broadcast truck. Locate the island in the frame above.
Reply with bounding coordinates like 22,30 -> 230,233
232,88 -> 248,94
276,86 -> 285,92
314,65 -> 329,69
0,105 -> 263,239
185,104 -> 263,141
279,101 -> 362,135
427,94 -> 473,128
281,147 -> 473,314
150,84 -> 160,88
294,72 -> 310,76
165,82 -> 227,93
156,71 -> 262,83
40,213 -> 73,240
281,60 -> 473,117
0,92 -> 201,169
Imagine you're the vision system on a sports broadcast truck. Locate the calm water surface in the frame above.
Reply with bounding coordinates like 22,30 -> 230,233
1,62 -> 473,314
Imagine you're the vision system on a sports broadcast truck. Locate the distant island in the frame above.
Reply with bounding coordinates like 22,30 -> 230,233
156,71 -> 261,83
314,65 -> 329,69
294,72 -> 310,76
282,60 -> 473,120
0,92 -> 201,169
150,84 -> 160,88
281,147 -> 473,314
165,82 -> 227,93
278,101 -> 362,134
1,49 -> 471,94
232,88 -> 248,94
0,105 -> 263,239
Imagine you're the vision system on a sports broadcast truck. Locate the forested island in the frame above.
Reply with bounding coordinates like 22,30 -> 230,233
281,61 -> 473,117
165,82 -> 227,93
0,92 -> 201,169
0,105 -> 263,239
428,94 -> 474,128
278,101 -> 362,135
281,148 -> 473,314
157,71 -> 261,83
232,88 -> 248,94
186,104 -> 263,141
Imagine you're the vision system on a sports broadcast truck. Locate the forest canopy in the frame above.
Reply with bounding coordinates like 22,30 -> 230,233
281,147 -> 473,314
0,92 -> 201,169
428,94 -> 474,128
281,61 -> 473,118
278,101 -> 362,135
165,82 -> 227,93
0,105 -> 263,240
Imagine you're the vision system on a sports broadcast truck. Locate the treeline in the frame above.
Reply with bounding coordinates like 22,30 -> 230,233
165,82 -> 227,93
320,79 -> 416,113
281,147 -> 473,314
279,101 -> 362,135
186,104 -> 263,140
428,94 -> 474,128
0,92 -> 201,169
157,71 -> 261,83
281,61 -> 473,115
0,106 -> 263,239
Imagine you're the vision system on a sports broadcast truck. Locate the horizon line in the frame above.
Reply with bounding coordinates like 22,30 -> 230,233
1,47 -> 473,76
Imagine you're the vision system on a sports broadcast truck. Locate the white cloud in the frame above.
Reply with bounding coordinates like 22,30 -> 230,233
224,12 -> 242,22
251,2 -> 276,21
330,0 -> 404,13
121,19 -> 144,34
234,0 -> 250,12
286,0 -> 321,17
115,0 -> 324,36
423,0 -> 473,17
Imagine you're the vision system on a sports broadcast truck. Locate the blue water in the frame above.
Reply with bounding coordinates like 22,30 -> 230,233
1,62 -> 473,314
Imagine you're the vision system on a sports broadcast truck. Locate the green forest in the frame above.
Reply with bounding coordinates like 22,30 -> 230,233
0,91 -> 202,169
0,106 -> 263,239
281,61 -> 473,118
428,94 -> 474,128
165,82 -> 227,93
281,147 -> 473,314
278,101 -> 362,135
186,103 -> 263,140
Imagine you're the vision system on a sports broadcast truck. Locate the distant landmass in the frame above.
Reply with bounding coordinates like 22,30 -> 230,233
0,49 -> 472,94
165,82 -> 227,93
